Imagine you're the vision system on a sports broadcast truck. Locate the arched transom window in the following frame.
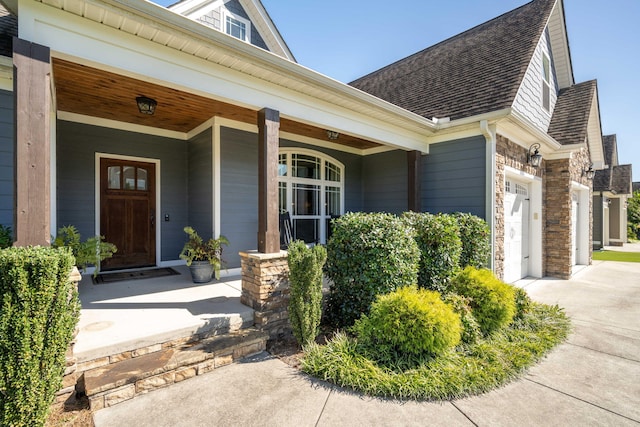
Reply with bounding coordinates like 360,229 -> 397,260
278,149 -> 344,244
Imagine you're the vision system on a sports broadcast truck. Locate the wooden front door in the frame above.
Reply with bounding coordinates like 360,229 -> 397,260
100,158 -> 156,270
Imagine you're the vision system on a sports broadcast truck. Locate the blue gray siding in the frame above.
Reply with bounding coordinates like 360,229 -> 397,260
220,127 -> 258,268
56,121 -> 188,261
362,150 -> 407,214
188,129 -> 213,239
0,89 -> 13,229
421,136 -> 486,218
196,0 -> 268,51
593,194 -> 603,249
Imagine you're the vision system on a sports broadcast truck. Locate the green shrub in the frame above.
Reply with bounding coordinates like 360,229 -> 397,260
0,247 -> 81,427
442,293 -> 481,344
512,286 -> 533,321
454,213 -> 491,269
0,225 -> 11,249
402,212 -> 461,292
325,212 -> 419,328
353,287 -> 461,368
450,267 -> 516,335
52,225 -> 117,276
287,240 -> 327,346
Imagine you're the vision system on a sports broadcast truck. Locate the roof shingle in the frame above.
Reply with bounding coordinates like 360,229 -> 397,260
547,80 -> 596,145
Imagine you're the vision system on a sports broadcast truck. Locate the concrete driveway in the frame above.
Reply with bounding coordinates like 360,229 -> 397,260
94,258 -> 640,426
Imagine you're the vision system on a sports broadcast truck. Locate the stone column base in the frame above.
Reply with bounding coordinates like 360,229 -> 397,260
239,250 -> 290,342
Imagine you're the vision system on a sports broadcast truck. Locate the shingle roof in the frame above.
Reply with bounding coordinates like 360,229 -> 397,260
633,182 -> 640,194
593,168 -> 612,192
611,164 -> 632,195
602,134 -> 618,167
0,4 -> 17,58
547,80 -> 596,145
349,0 -> 557,121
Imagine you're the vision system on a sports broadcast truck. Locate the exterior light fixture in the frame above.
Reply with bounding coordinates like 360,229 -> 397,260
136,96 -> 157,115
583,164 -> 595,180
326,130 -> 339,140
527,143 -> 542,168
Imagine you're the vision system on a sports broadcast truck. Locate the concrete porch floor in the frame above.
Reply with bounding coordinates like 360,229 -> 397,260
74,266 -> 254,363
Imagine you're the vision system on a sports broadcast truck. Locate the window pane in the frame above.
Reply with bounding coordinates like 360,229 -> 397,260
279,182 -> 287,212
326,186 -> 341,216
226,16 -> 246,40
278,153 -> 288,177
542,54 -> 550,83
292,154 -> 320,179
294,219 -> 318,244
123,166 -> 136,190
137,168 -> 148,191
293,184 -> 319,215
108,166 -> 121,189
326,162 -> 341,182
542,81 -> 550,111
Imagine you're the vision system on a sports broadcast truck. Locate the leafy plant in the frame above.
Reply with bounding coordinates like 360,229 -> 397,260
443,293 -> 482,344
450,267 -> 516,335
402,212 -> 462,292
0,246 -> 81,426
52,225 -> 117,276
0,224 -> 12,249
325,212 -> 419,328
454,213 -> 491,269
627,190 -> 640,240
179,226 -> 229,279
353,287 -> 461,369
512,286 -> 533,321
287,240 -> 327,347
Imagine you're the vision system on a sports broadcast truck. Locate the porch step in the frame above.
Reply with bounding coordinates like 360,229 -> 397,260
79,328 -> 268,411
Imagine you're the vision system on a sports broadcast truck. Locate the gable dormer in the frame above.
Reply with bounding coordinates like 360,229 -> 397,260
169,0 -> 295,61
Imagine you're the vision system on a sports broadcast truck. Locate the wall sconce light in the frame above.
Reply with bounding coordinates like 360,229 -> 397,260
527,143 -> 542,168
583,164 -> 595,180
326,130 -> 340,140
136,96 -> 157,115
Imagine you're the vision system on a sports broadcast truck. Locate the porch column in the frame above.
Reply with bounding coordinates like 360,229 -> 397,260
13,38 -> 51,246
257,108 -> 280,253
408,150 -> 422,212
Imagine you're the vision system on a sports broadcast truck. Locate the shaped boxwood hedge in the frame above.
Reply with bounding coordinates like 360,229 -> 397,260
454,212 -> 491,269
325,212 -> 419,328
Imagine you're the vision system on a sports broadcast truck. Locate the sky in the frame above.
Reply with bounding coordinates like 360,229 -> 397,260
154,0 -> 640,181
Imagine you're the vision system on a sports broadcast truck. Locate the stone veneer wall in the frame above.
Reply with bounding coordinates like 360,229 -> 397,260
494,135 -> 544,280
544,147 -> 592,279
240,251 -> 291,341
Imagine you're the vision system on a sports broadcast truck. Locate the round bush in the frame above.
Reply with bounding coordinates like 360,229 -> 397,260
353,287 -> 462,367
450,267 -> 516,335
325,213 -> 419,328
402,212 -> 461,293
454,212 -> 491,269
442,293 -> 481,344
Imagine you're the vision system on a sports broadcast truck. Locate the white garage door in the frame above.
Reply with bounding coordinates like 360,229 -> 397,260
504,180 -> 530,283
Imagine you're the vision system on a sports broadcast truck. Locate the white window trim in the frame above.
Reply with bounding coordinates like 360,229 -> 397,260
542,52 -> 551,112
278,148 -> 345,244
221,8 -> 251,43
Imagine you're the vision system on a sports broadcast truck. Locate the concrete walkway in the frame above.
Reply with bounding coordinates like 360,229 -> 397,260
94,259 -> 640,427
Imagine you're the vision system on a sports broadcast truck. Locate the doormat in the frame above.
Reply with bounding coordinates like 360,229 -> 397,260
93,267 -> 180,284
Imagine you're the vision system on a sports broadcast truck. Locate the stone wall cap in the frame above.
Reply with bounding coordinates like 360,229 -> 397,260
239,250 -> 288,260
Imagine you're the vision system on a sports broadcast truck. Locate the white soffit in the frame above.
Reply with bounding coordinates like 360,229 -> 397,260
547,0 -> 573,89
32,0 -> 436,142
586,89 -> 605,166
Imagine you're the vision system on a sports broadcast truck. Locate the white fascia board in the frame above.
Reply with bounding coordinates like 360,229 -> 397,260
21,1 -> 431,152
507,110 -> 562,151
586,90 -> 605,165
182,0 -> 225,19
242,0 -> 295,61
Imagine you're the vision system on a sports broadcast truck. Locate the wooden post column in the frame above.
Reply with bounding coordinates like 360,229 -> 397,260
408,150 -> 422,212
13,37 -> 51,246
257,108 -> 280,253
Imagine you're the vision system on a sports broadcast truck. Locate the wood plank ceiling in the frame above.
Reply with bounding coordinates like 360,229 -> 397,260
52,58 -> 381,150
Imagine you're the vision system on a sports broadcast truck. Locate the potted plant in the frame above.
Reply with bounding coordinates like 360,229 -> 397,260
52,225 -> 117,277
179,226 -> 229,283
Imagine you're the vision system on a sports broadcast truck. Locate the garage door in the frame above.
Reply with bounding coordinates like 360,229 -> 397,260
504,180 -> 530,283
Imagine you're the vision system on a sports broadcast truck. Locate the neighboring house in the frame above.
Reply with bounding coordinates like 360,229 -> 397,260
593,135 -> 633,248
0,0 -> 625,282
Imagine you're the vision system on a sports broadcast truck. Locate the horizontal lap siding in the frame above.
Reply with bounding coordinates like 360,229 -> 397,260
188,129 -> 213,239
362,150 -> 406,214
0,90 -> 13,228
57,121 -> 188,262
421,136 -> 486,219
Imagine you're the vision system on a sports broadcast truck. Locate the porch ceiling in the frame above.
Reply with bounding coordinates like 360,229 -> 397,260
52,58 -> 381,150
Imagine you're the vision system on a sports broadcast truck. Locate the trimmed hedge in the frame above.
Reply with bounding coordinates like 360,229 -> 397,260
325,213 -> 419,328
353,287 -> 461,368
402,212 -> 461,293
0,247 -> 81,427
287,240 -> 327,346
450,267 -> 516,335
454,213 -> 491,269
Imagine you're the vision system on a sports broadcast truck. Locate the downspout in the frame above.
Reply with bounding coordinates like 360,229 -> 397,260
480,120 -> 497,271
